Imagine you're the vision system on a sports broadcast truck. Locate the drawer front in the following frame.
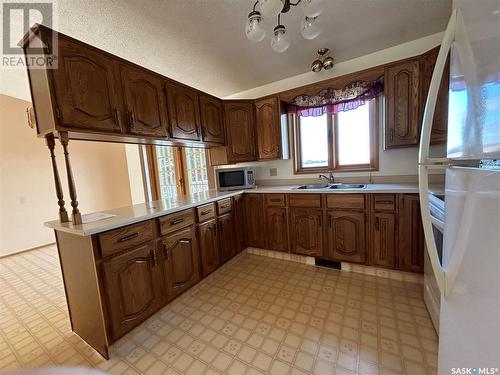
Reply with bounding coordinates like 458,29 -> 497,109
217,199 -> 232,215
327,194 -> 366,210
99,220 -> 154,258
159,209 -> 195,235
197,203 -> 215,222
288,194 -> 322,208
265,194 -> 286,207
372,194 -> 396,212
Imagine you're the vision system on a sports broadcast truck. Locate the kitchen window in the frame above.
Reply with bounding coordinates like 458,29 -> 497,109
294,98 -> 379,173
144,145 -> 212,200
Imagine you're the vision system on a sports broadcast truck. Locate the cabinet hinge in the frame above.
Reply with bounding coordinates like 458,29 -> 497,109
55,108 -> 61,119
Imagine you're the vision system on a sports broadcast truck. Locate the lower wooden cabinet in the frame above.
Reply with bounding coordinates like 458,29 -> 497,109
265,207 -> 288,252
198,219 -> 219,276
160,227 -> 200,299
233,195 -> 247,253
245,194 -> 266,248
218,213 -> 236,264
102,243 -> 163,340
398,194 -> 424,273
289,208 -> 323,257
371,212 -> 396,268
327,211 -> 366,263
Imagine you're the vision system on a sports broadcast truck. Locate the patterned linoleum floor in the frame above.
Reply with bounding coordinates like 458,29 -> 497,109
0,245 -> 438,375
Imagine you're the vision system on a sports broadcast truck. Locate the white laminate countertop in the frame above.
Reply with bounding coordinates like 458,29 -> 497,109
45,183 -> 444,236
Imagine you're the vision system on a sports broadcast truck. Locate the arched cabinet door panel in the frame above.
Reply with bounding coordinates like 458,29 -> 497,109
218,213 -> 235,264
327,211 -> 366,263
52,38 -> 123,133
199,95 -> 225,144
120,65 -> 168,137
166,82 -> 201,141
255,96 -> 281,160
224,102 -> 257,162
198,220 -> 219,276
265,207 -> 288,252
290,208 -> 323,257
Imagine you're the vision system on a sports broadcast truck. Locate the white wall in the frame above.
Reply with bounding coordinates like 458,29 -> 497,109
125,144 -> 146,205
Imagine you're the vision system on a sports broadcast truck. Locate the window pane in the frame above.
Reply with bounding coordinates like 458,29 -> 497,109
155,146 -> 178,200
185,148 -> 209,195
299,114 -> 328,168
337,102 -> 371,165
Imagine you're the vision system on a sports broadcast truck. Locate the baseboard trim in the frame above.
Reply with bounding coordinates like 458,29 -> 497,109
0,242 -> 56,259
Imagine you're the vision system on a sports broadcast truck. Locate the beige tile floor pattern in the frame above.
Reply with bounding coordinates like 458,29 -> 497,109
0,245 -> 438,375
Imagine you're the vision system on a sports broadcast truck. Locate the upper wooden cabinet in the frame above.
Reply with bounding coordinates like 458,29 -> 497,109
385,59 -> 421,148
327,211 -> 366,263
120,65 -> 168,137
166,82 -> 202,141
255,96 -> 282,160
224,102 -> 258,163
199,95 -> 225,144
289,208 -> 323,257
51,37 -> 123,134
421,47 -> 450,145
398,194 -> 425,273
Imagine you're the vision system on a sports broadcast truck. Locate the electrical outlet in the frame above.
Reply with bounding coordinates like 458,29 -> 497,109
269,168 -> 278,177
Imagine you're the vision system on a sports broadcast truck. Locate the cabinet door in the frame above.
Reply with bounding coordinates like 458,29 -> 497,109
327,211 -> 366,263
290,208 -> 323,257
51,37 -> 122,133
218,213 -> 236,264
398,195 -> 424,273
224,102 -> 257,163
245,194 -> 266,248
166,82 -> 201,141
421,48 -> 449,145
255,97 -> 281,160
120,65 -> 168,137
198,220 -> 219,276
199,95 -> 225,144
233,195 -> 247,253
265,207 -> 288,252
385,59 -> 421,148
103,243 -> 162,340
372,212 -> 396,268
161,227 -> 200,299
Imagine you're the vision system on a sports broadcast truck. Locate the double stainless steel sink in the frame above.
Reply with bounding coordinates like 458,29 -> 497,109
293,183 -> 366,190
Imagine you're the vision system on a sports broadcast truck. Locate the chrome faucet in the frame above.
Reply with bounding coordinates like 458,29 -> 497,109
319,172 -> 335,184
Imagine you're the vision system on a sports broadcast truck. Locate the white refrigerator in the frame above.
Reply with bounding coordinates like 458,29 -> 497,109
418,0 -> 500,373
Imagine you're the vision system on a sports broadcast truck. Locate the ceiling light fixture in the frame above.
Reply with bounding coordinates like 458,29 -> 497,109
311,48 -> 334,72
245,0 -> 324,53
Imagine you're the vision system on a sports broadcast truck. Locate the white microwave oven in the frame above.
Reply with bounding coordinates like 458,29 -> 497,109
216,167 -> 255,191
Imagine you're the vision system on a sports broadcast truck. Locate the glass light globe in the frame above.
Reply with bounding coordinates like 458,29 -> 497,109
259,0 -> 284,18
301,0 -> 324,18
245,11 -> 266,42
271,25 -> 290,53
301,16 -> 321,40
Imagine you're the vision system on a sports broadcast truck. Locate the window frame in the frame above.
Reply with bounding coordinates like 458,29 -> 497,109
293,98 -> 379,174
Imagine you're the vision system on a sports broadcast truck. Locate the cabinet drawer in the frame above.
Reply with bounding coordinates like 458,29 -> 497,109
327,194 -> 366,210
265,194 -> 286,207
99,220 -> 154,258
197,203 -> 215,222
159,209 -> 195,235
217,199 -> 232,215
288,194 -> 322,208
372,194 -> 396,212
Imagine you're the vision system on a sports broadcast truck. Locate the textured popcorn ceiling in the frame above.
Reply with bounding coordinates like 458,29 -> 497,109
2,0 -> 451,100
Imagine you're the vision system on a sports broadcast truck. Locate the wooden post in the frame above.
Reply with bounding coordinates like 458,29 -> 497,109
46,134 -> 69,223
59,132 -> 82,225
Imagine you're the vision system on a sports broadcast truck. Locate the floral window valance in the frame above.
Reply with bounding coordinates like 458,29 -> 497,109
287,78 -> 384,117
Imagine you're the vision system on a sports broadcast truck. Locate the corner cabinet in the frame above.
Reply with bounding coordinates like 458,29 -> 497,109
255,96 -> 282,160
224,101 -> 257,163
166,82 -> 202,141
384,59 -> 421,148
199,95 -> 225,144
120,65 -> 168,137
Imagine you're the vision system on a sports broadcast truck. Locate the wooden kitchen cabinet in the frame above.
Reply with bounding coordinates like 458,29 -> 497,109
398,194 -> 425,273
289,208 -> 323,257
224,101 -> 257,163
166,82 -> 201,141
255,96 -> 282,160
327,211 -> 366,263
233,195 -> 247,253
385,58 -> 421,148
51,37 -> 123,133
198,219 -> 219,276
102,243 -> 163,340
421,47 -> 450,145
245,194 -> 266,248
218,213 -> 236,264
371,212 -> 396,268
120,65 -> 168,137
160,227 -> 200,299
199,94 -> 225,144
265,207 -> 288,252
